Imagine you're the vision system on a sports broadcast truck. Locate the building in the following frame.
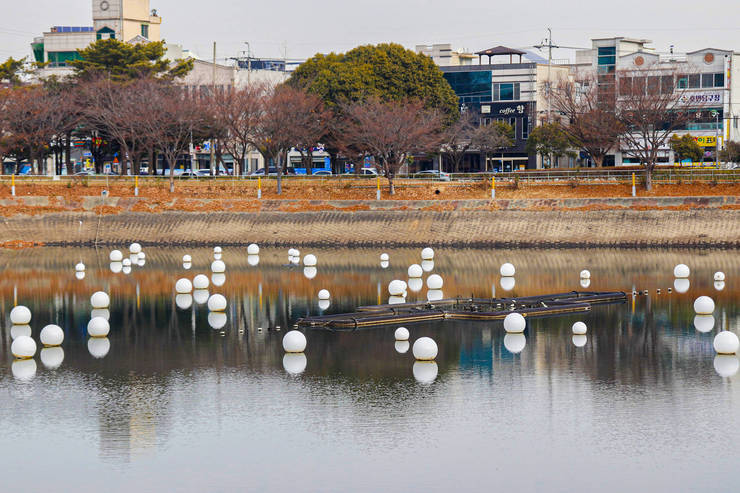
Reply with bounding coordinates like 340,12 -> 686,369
415,44 -> 476,67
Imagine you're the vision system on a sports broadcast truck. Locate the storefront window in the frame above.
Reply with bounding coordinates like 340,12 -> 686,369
494,83 -> 520,101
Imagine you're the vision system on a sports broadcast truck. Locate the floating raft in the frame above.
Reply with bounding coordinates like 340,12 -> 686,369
298,291 -> 627,330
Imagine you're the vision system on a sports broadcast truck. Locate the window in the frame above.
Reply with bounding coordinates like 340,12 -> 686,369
522,117 -> 530,139
714,72 -> 725,87
494,82 -> 520,101
443,71 -> 492,104
598,47 -> 616,56
597,46 -> 616,74
141,24 -> 149,39
677,75 -> 688,89
689,74 -> 701,88
702,73 -> 714,88
509,117 -> 517,139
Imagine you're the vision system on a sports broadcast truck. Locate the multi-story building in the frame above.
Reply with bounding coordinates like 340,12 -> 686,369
415,44 -> 476,67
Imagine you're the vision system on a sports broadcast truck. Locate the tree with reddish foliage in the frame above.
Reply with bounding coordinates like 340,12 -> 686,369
551,72 -> 624,167
341,98 -> 443,194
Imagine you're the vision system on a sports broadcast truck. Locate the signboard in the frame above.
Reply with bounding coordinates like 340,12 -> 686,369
693,135 -> 720,147
488,102 -> 531,117
680,91 -> 723,105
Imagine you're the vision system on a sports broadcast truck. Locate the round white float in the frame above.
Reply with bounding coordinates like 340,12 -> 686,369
288,248 -> 298,257
11,336 -> 36,359
122,265 -> 132,275
207,312 -> 228,330
139,252 -> 146,260
426,274 -> 443,290
40,325 -> 64,347
408,264 -> 423,278
193,274 -> 209,290
207,294 -> 227,312
10,306 -> 32,325
674,278 -> 690,294
318,299 -> 331,311
408,277 -> 424,293
193,289 -> 210,305
283,331 -> 307,353
75,262 -> 86,272
12,359 -> 37,381
10,325 -> 31,340
122,258 -> 132,267
175,294 -> 193,310
214,253 -> 222,260
427,290 -> 444,302
303,254 -> 318,267
183,261 -> 192,270
90,291 -> 110,309
137,258 -> 146,267
211,273 -> 226,287
674,264 -> 690,278
247,255 -> 260,267
303,267 -> 317,280
694,315 -> 715,333
580,279 -> 591,289
175,278 -> 193,294
500,263 -> 516,277
110,261 -> 123,273
715,281 -> 726,292
413,361 -> 438,384
395,327 -> 410,341
129,243 -> 142,254
380,260 -> 390,269
211,260 -> 226,273
504,333 -> 526,354
388,280 -> 407,297
91,309 -> 110,321
421,248 -> 435,260
283,353 -> 307,375
714,355 -> 740,378
380,253 -> 390,262
714,331 -> 740,355
572,321 -> 588,335
183,254 -> 192,263
694,296 -> 715,315
87,317 -> 110,338
109,250 -> 123,262
76,271 -> 86,280
572,335 -> 588,348
214,247 -> 222,254
88,337 -> 110,359
421,260 -> 434,273
40,347 -> 64,370
290,256 -> 300,265
247,244 -> 260,255
580,270 -> 591,279
503,312 -> 526,333
714,272 -> 726,282
395,341 -> 410,354
318,289 -> 331,300
412,337 -> 438,361
388,296 -> 407,305
500,277 -> 516,292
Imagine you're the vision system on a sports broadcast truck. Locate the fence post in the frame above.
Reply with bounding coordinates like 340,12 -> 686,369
11,174 -> 15,197
134,175 -> 139,197
257,177 -> 262,199
491,175 -> 496,200
632,173 -> 636,197
376,176 -> 381,200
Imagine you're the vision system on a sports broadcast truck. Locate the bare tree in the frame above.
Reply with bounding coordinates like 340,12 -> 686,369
440,111 -> 477,173
341,98 -> 442,194
552,72 -> 624,167
289,91 -> 331,175
473,120 -> 514,171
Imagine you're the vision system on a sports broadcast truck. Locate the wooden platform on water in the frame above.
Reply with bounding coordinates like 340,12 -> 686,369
297,291 -> 627,330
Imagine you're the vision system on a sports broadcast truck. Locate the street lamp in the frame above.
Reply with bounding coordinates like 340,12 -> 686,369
711,110 -> 720,166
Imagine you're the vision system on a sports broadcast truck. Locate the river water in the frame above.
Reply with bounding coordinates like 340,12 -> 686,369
0,247 -> 738,493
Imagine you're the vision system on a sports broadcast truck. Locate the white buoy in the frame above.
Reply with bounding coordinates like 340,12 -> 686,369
290,256 -> 300,265
388,280 -> 407,296
175,278 -> 193,294
714,272 -> 726,282
87,317 -> 110,338
715,281 -> 726,292
580,278 -> 591,289
380,260 -> 390,269
10,306 -> 32,325
395,341 -> 410,354
40,325 -> 64,347
503,333 -> 526,354
183,262 -> 192,270
694,315 -> 715,333
75,262 -> 86,272
288,248 -> 299,257
129,243 -> 142,254
109,250 -> 123,262
122,258 -> 132,267
211,260 -> 226,273
110,261 -> 123,273
572,321 -> 588,335
193,274 -> 209,290
572,335 -> 588,348
380,253 -> 389,262
580,270 -> 591,280
714,331 -> 740,355
10,325 -> 31,340
503,312 -> 526,333
193,289 -> 210,305
12,359 -> 37,381
139,252 -> 146,260
247,243 -> 260,255
122,265 -> 132,275
211,273 -> 226,287
175,294 -> 193,310
426,290 -> 444,302
412,337 -> 438,361
214,246 -> 222,254
674,264 -> 690,278
207,312 -> 227,330
318,289 -> 331,300
395,327 -> 410,341
90,291 -> 110,309
247,255 -> 260,266
91,309 -> 110,321
303,267 -> 317,280
714,355 -> 740,378
213,253 -> 222,260
318,299 -> 331,311
138,258 -> 146,267
183,254 -> 192,263
283,353 -> 307,375
421,260 -> 434,272
408,264 -> 423,278
421,248 -> 435,260
500,277 -> 515,291
426,274 -> 443,290
389,296 -> 407,305
207,294 -> 227,312
694,296 -> 715,315
40,347 -> 64,369
303,254 -> 317,267
283,331 -> 307,353
75,271 -> 86,280
413,361 -> 438,384
408,277 -> 424,293
674,278 -> 690,294
88,338 -> 110,359
500,263 -> 516,277
11,336 -> 36,359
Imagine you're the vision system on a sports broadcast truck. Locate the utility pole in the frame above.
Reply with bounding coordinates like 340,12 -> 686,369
245,42 -> 252,85
211,42 -> 217,176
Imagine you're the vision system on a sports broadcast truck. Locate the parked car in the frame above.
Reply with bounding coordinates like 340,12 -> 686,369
344,168 -> 379,176
413,170 -> 451,182
251,167 -> 297,176
312,170 -> 333,176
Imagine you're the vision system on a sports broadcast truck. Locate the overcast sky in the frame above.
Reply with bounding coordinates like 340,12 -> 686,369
3,0 -> 740,62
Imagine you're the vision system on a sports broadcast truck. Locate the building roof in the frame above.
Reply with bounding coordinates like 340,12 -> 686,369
475,46 -> 527,56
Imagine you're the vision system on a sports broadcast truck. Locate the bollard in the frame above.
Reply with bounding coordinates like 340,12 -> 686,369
376,176 -> 381,200
134,175 -> 139,197
257,177 -> 262,199
11,174 -> 15,196
631,173 -> 636,198
491,175 -> 496,200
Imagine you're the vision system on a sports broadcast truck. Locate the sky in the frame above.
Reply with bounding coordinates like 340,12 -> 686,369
3,0 -> 740,63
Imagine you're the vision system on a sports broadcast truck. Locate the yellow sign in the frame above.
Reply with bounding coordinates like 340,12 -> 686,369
694,136 -> 718,147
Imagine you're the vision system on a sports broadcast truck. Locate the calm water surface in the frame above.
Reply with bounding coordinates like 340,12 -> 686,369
0,247 -> 738,493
